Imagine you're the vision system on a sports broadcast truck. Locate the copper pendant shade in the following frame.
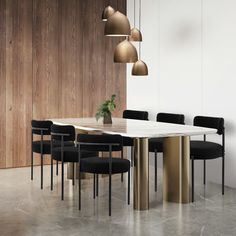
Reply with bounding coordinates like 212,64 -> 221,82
129,0 -> 142,41
114,40 -> 138,63
132,60 -> 148,75
129,28 -> 142,41
102,6 -> 115,21
104,11 -> 131,36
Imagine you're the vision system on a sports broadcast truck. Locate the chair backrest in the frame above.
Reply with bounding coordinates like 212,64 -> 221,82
77,134 -> 123,152
123,109 -> 148,121
194,116 -> 224,135
156,113 -> 185,124
51,124 -> 75,141
31,120 -> 53,135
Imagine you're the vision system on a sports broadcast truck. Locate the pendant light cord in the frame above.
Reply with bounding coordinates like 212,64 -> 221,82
134,0 -> 136,28
139,0 -> 141,58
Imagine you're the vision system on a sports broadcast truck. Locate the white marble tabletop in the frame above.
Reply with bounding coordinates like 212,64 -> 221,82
50,117 -> 217,138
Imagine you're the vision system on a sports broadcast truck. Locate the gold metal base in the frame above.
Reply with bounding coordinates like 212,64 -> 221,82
133,138 -> 149,210
163,136 -> 190,203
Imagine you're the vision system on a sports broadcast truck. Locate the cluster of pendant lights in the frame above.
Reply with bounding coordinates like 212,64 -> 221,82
102,0 -> 148,76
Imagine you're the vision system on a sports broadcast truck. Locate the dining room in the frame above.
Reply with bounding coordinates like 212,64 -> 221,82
0,0 -> 236,235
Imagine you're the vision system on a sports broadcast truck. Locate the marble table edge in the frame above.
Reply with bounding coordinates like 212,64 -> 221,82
50,118 -> 217,138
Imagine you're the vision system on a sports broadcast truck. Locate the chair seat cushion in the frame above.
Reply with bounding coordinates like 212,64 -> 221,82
52,146 -> 97,162
123,137 -> 134,147
80,157 -> 130,174
149,138 -> 163,153
190,141 -> 223,159
32,140 -> 74,154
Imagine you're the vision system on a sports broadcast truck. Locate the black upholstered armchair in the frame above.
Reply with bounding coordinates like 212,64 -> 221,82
77,134 -> 130,216
50,124 -> 96,200
31,120 -> 53,189
190,116 -> 225,202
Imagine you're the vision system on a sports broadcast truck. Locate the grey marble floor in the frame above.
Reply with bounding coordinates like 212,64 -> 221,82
0,164 -> 235,236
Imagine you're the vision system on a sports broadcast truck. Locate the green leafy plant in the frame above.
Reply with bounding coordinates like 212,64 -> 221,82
95,94 -> 116,121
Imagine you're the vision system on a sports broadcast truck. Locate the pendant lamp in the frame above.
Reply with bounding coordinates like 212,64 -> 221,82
104,0 -> 131,36
132,59 -> 148,75
102,5 -> 115,21
129,28 -> 142,41
114,39 -> 138,63
132,0 -> 148,75
105,11 -> 131,36
129,0 -> 142,41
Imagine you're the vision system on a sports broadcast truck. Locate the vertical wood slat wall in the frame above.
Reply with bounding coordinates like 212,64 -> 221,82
0,0 -> 126,168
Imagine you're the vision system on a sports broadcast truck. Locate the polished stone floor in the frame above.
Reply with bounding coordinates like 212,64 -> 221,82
0,164 -> 236,236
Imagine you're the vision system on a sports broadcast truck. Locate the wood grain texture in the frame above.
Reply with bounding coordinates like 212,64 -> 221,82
0,0 -> 126,168
0,0 -> 6,168
33,0 -> 60,120
82,0 -> 106,117
5,0 -> 32,167
58,0 -> 83,118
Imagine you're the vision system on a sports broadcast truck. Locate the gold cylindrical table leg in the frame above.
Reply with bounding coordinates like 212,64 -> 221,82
133,137 -> 149,210
163,136 -> 190,203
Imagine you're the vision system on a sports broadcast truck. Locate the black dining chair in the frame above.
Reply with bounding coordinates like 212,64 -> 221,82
191,116 -> 225,202
51,124 -> 97,200
31,120 -> 53,189
149,112 -> 185,192
77,134 -> 130,216
122,109 -> 149,173
31,120 -> 75,189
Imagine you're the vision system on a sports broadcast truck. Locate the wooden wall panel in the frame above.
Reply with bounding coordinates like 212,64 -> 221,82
33,0 -> 60,120
75,0 -> 84,118
82,0 -> 107,117
0,0 -> 6,168
58,0 -> 83,118
0,0 -> 126,168
5,0 -> 32,167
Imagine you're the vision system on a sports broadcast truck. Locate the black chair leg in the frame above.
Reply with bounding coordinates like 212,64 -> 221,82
96,174 -> 99,197
40,153 -> 43,189
56,161 -> 59,176
72,163 -> 75,186
93,174 -> 96,199
192,156 -> 194,202
222,155 -> 225,195
79,170 -> 81,210
128,169 -> 130,205
61,161 -> 64,200
131,146 -> 134,167
51,157 -> 53,191
109,173 -> 112,216
203,160 -> 206,185
121,150 -> 124,182
154,150 -> 157,192
31,151 -> 33,180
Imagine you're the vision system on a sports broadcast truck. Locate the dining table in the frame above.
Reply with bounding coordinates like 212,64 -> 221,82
50,117 -> 217,211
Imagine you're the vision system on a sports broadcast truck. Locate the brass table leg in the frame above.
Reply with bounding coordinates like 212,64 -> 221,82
163,136 -> 190,203
133,137 -> 149,210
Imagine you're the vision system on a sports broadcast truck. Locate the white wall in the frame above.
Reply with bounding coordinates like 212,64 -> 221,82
127,0 -> 236,188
